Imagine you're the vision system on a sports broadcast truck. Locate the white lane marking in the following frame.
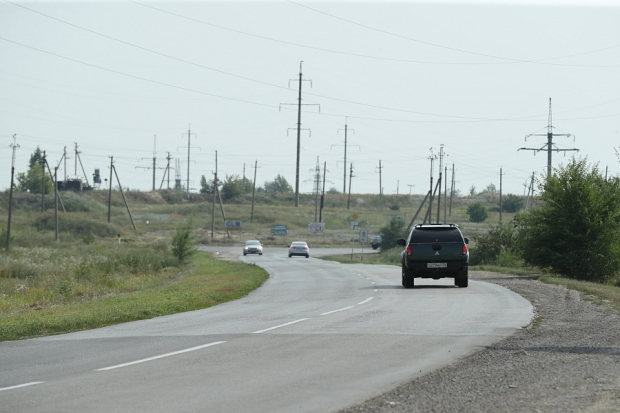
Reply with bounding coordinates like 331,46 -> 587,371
0,382 -> 44,392
374,289 -> 378,292
371,282 -> 376,285
95,341 -> 226,371
320,306 -> 355,316
358,297 -> 373,305
252,318 -> 310,334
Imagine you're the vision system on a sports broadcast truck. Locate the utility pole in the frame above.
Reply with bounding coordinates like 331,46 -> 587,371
182,125 -> 197,197
280,62 -> 319,207
41,150 -> 46,213
519,98 -> 578,180
211,151 -> 217,240
426,149 -> 436,223
449,164 -> 455,217
436,145 -> 445,225
313,157 -> 321,222
159,152 -> 173,190
499,168 -> 504,222
319,161 -> 327,223
443,166 -> 447,223
5,135 -> 19,251
251,160 -> 260,222
138,136 -> 164,191
347,163 -> 355,210
107,156 -> 114,223
331,119 -> 358,194
408,184 -> 415,196
376,160 -> 383,210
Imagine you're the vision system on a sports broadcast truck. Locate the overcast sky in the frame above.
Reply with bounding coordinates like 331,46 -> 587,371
1,0 -> 619,197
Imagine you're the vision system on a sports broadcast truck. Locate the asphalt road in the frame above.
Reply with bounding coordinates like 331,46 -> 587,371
0,248 -> 532,413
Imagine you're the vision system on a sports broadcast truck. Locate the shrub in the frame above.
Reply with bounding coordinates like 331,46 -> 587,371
378,217 -> 405,251
171,219 -> 196,264
467,202 -> 488,222
470,222 -> 518,265
502,194 -> 524,213
515,158 -> 620,282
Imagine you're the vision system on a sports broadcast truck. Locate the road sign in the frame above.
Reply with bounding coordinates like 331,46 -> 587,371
272,224 -> 288,236
225,220 -> 242,229
352,214 -> 358,220
350,221 -> 359,230
360,229 -> 369,243
308,222 -> 325,232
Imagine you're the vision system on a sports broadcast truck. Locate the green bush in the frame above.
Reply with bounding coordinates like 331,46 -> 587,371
515,158 -> 620,282
171,219 -> 196,264
378,217 -> 405,251
467,202 -> 488,222
470,222 -> 517,265
502,194 -> 524,213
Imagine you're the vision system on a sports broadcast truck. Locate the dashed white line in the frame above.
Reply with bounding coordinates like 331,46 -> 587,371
358,297 -> 373,305
252,318 -> 310,334
0,382 -> 44,392
95,341 -> 226,371
320,306 -> 355,316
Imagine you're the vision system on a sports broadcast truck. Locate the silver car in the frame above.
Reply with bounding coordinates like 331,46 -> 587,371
243,240 -> 263,256
288,241 -> 309,258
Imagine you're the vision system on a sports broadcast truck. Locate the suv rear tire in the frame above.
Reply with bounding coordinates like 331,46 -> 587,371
402,264 -> 414,288
455,270 -> 468,288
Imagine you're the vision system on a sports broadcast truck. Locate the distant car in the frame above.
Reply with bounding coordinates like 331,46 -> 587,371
243,240 -> 263,256
371,235 -> 382,250
288,241 -> 310,258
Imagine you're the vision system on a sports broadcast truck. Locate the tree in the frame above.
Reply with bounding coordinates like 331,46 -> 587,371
199,175 -> 214,194
515,158 -> 620,281
16,158 -> 53,195
485,183 -> 497,194
502,194 -> 524,213
264,174 -> 292,196
327,187 -> 340,194
469,185 -> 476,196
29,146 -> 45,169
221,174 -> 244,201
378,217 -> 405,252
170,218 -> 195,264
466,202 -> 488,222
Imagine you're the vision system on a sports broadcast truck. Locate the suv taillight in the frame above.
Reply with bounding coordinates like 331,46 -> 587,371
462,244 -> 468,261
406,245 -> 412,255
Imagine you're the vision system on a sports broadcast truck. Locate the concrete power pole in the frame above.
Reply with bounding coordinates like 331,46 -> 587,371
5,135 -> 19,251
182,126 -> 197,197
280,62 -> 319,207
519,98 -> 578,180
251,160 -> 260,222
376,160 -> 383,210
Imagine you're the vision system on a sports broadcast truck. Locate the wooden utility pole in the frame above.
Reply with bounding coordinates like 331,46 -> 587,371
251,160 -> 259,222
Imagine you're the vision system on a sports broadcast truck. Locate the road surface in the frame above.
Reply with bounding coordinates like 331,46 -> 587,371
0,247 -> 532,412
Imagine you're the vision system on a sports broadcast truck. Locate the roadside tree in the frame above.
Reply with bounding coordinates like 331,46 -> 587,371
515,158 -> 620,281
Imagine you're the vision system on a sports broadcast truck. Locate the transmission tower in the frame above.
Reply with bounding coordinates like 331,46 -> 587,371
519,98 -> 578,180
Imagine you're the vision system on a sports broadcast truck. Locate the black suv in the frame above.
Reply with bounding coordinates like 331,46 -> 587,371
397,224 -> 469,288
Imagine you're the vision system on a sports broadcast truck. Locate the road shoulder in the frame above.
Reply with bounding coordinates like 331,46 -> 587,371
339,271 -> 620,413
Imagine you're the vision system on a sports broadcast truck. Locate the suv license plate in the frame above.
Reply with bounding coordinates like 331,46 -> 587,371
427,263 -> 447,268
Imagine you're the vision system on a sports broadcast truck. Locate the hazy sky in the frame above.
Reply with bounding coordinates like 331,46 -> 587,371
1,0 -> 619,197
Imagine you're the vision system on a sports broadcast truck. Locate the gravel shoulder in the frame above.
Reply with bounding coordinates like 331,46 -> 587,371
339,271 -> 620,413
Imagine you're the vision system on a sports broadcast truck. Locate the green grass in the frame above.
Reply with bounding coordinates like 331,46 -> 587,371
540,276 -> 620,313
0,252 -> 268,341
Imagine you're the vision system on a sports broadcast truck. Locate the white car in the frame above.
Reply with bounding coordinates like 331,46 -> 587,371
288,241 -> 310,258
243,240 -> 263,256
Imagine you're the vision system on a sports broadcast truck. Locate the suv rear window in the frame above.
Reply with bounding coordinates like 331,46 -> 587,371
410,227 -> 463,243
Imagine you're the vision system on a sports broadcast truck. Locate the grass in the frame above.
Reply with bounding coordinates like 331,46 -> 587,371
2,189 -> 619,341
0,252 -> 268,341
540,276 -> 620,314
